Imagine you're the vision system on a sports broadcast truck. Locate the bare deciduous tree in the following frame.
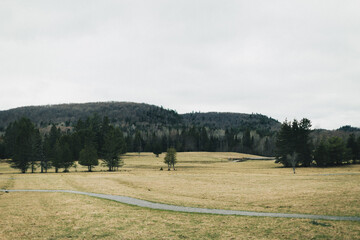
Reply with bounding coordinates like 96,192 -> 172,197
287,152 -> 298,174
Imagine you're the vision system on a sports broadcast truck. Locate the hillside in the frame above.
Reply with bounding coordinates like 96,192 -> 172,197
0,102 -> 281,156
0,102 -> 280,131
183,112 -> 279,133
0,102 -> 181,130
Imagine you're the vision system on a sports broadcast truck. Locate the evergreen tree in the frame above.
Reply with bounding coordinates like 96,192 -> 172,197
4,122 -> 17,159
30,130 -> 42,173
134,130 -> 143,154
263,137 -> 273,156
347,134 -> 358,163
4,118 -> 38,173
199,127 -> 210,151
152,140 -> 162,157
52,141 -> 62,173
102,127 -> 126,171
327,137 -> 350,166
275,120 -> 294,167
242,129 -> 253,153
61,142 -> 74,172
275,118 -> 313,167
357,136 -> 360,163
314,140 -> 329,167
43,125 -> 61,172
0,138 -> 5,159
79,144 -> 98,172
296,118 -> 313,166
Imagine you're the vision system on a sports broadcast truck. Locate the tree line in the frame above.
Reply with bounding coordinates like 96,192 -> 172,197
0,102 -> 280,157
0,119 -> 277,159
0,115 -> 276,173
1,116 -> 359,173
0,116 -> 126,173
275,118 -> 360,170
124,126 -> 275,157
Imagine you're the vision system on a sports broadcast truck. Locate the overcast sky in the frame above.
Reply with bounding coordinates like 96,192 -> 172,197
1,0 -> 359,129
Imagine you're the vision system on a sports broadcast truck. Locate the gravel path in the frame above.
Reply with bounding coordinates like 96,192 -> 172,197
314,173 -> 360,176
1,189 -> 359,222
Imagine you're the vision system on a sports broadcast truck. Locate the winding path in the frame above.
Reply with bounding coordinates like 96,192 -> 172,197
1,189 -> 359,222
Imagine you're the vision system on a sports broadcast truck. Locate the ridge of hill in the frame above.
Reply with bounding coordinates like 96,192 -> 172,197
0,102 -> 180,129
0,102 -> 280,132
182,112 -> 279,131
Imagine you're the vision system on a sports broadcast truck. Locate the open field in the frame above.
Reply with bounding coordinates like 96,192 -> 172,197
1,152 -> 360,239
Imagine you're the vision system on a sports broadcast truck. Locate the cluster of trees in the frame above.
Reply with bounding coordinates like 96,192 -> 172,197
314,134 -> 360,167
125,127 -> 276,157
276,118 -> 360,170
2,116 -> 126,173
1,118 -> 42,173
275,119 -> 312,168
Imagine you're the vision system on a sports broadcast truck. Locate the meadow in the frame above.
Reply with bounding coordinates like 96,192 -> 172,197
0,152 -> 360,239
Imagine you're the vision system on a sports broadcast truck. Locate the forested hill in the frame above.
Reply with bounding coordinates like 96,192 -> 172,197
0,102 -> 280,155
183,112 -> 279,131
0,102 -> 181,129
0,102 -> 280,131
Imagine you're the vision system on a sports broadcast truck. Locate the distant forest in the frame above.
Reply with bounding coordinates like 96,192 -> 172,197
0,102 -> 359,159
0,102 -> 281,156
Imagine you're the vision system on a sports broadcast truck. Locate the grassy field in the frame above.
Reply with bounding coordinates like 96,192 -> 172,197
0,152 -> 360,239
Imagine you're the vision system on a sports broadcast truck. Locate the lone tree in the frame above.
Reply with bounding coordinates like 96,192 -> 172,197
79,144 -> 99,172
164,147 -> 177,170
287,152 -> 298,174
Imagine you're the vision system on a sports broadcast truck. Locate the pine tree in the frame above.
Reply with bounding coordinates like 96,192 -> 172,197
52,141 -> 62,173
152,136 -> 162,157
328,137 -> 350,166
61,142 -> 74,172
275,120 -> 293,167
357,136 -> 360,163
102,127 -> 126,171
297,118 -> 313,166
347,134 -> 358,163
0,138 -> 5,159
43,125 -> 61,172
314,140 -> 329,167
30,130 -> 42,173
242,129 -> 254,154
4,118 -> 37,173
275,118 -> 313,167
79,144 -> 98,172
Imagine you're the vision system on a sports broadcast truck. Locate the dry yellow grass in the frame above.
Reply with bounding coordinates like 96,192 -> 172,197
0,192 -> 359,240
1,152 -> 360,239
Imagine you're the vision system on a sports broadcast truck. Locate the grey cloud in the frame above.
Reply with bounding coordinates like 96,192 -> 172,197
0,0 -> 359,129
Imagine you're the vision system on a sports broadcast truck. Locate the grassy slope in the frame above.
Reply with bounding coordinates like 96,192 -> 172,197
0,152 -> 360,239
